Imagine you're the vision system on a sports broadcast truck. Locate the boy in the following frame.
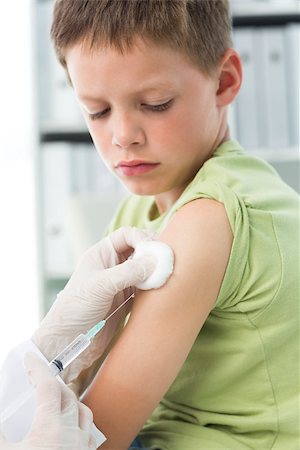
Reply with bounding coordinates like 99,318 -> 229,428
51,1 -> 299,449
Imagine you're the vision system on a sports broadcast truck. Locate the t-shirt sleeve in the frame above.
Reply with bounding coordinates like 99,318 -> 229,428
174,180 -> 251,310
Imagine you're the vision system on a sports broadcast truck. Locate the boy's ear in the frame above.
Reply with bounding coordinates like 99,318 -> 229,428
216,48 -> 242,107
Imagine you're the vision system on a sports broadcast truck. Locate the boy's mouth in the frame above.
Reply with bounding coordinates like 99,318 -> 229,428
116,160 -> 160,176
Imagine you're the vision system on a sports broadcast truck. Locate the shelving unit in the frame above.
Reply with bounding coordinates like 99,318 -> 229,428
34,0 -> 300,316
231,1 -> 299,178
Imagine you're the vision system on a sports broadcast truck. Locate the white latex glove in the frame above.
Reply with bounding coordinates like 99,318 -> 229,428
32,227 -> 156,384
0,353 -> 97,450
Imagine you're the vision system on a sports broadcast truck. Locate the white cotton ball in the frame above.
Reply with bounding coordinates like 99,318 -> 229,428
133,241 -> 174,290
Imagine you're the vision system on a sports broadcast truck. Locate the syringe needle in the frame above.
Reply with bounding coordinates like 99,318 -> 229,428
105,292 -> 135,322
86,292 -> 135,339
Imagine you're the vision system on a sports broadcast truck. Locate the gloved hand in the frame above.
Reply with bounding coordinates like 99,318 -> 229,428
0,353 -> 97,450
32,227 -> 156,385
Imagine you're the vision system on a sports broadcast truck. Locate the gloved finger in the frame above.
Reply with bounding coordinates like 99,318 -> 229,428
99,255 -> 156,294
24,353 -> 62,416
109,226 -> 157,255
78,402 -> 94,432
89,434 -> 98,450
60,382 -> 80,425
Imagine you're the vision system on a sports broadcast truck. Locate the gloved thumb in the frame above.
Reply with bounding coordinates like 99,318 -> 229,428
101,254 -> 156,294
23,353 -> 50,383
24,353 -> 63,418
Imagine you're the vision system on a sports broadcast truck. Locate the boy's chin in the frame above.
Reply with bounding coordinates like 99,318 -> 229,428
122,181 -> 160,197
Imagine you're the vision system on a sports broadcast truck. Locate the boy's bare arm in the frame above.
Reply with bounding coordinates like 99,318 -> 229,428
83,198 -> 233,450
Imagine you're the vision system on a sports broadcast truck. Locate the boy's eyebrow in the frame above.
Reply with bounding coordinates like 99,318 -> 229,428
134,80 -> 175,94
78,81 -> 176,102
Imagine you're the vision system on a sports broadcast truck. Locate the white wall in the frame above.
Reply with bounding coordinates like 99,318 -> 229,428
0,0 -> 39,364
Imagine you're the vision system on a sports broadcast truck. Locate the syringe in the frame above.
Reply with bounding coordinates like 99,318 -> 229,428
48,292 -> 135,376
0,293 -> 136,425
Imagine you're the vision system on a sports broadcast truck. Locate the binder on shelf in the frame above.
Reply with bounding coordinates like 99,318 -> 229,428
270,160 -> 299,193
255,27 -> 289,149
72,143 -> 124,194
88,149 -> 121,194
50,52 -> 84,127
233,27 -> 260,149
228,104 -> 238,141
231,0 -> 300,16
284,23 -> 300,148
36,0 -> 54,124
42,143 -> 74,277
253,28 -> 268,149
36,0 -> 84,128
72,145 -> 92,194
42,142 -> 127,273
65,191 -> 126,262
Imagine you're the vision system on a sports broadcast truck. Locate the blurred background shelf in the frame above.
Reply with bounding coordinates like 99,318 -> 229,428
233,13 -> 300,26
41,129 -> 92,144
231,0 -> 300,17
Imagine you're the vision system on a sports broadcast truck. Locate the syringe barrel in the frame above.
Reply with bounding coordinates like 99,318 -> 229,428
49,333 -> 91,374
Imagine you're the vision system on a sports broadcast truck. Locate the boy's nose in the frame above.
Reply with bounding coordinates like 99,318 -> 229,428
112,114 -> 145,149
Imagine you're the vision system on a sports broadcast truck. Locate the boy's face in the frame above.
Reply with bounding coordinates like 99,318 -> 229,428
66,38 -> 223,211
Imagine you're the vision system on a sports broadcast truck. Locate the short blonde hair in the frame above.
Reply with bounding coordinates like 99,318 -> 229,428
51,0 -> 232,75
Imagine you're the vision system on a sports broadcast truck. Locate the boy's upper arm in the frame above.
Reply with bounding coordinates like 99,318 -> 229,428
83,198 -> 233,450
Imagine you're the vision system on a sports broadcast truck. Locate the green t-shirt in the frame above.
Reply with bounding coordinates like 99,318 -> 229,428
107,140 -> 300,450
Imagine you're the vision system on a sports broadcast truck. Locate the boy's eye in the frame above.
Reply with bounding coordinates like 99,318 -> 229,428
88,99 -> 173,121
89,107 -> 110,121
143,99 -> 173,112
